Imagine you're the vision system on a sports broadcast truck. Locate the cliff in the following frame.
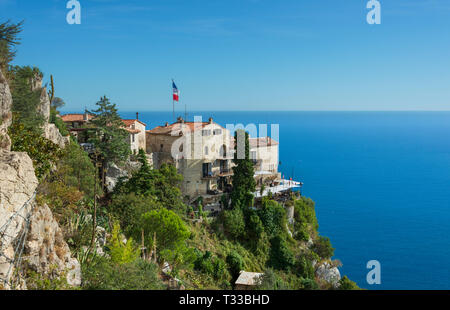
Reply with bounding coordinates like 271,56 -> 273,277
0,69 -> 80,289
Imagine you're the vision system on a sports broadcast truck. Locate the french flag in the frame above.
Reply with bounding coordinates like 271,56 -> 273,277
172,80 -> 179,102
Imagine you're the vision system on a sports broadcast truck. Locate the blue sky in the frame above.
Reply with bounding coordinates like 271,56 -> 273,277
1,0 -> 450,111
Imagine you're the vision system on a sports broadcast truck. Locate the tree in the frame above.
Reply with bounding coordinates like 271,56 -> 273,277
258,199 -> 286,237
87,96 -> 130,190
51,97 -> 65,110
221,208 -> 245,240
108,222 -> 140,265
312,236 -> 335,259
226,252 -> 244,281
230,129 -> 255,210
268,234 -> 295,271
10,66 -> 45,132
0,20 -> 24,74
256,269 -> 289,290
140,208 -> 190,253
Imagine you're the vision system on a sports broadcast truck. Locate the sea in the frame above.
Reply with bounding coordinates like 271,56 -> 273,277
115,111 -> 450,290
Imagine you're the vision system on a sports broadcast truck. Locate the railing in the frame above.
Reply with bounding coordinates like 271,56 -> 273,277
0,191 -> 36,289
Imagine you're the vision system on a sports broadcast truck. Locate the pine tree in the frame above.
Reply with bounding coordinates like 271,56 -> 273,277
230,129 -> 255,209
0,20 -> 24,75
87,96 -> 130,190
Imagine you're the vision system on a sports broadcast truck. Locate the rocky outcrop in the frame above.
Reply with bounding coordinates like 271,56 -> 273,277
315,261 -> 341,288
0,150 -> 39,288
0,69 -> 79,289
38,85 -> 69,148
0,69 -> 12,150
23,204 -> 81,287
105,160 -> 142,193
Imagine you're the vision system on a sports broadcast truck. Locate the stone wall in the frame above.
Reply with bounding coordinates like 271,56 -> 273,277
0,69 -> 12,150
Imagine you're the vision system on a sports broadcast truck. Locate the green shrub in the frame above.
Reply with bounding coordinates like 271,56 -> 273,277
338,276 -> 360,290
221,208 -> 245,239
312,236 -> 335,259
226,252 -> 244,280
81,257 -> 164,290
268,234 -> 295,271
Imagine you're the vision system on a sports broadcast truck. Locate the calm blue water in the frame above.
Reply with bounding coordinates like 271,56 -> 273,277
119,111 -> 450,289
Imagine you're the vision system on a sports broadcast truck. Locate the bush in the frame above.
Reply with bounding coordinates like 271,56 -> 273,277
338,276 -> 360,290
300,278 -> 319,290
222,208 -> 245,239
226,252 -> 244,280
295,256 -> 315,279
258,199 -> 286,237
312,236 -> 335,259
268,234 -> 295,271
81,257 -> 164,290
256,269 -> 289,290
108,222 -> 140,265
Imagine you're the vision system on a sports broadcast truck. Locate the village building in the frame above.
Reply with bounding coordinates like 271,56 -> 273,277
234,271 -> 264,290
146,117 -> 234,199
61,113 -> 146,154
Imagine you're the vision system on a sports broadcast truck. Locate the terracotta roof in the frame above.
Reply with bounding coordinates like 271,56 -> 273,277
249,137 -> 279,148
122,119 -> 147,127
61,114 -> 93,122
147,121 -> 213,135
235,271 -> 264,286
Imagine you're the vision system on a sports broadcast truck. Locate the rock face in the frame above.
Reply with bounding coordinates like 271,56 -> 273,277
38,86 -> 69,148
315,262 -> 341,288
0,69 -> 12,150
23,204 -> 81,287
0,150 -> 39,288
0,69 -> 79,289
105,160 -> 142,193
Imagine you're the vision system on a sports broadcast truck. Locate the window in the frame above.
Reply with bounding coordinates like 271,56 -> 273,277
205,146 -> 209,155
213,129 -> 222,135
202,130 -> 211,136
132,134 -> 135,143
250,151 -> 257,160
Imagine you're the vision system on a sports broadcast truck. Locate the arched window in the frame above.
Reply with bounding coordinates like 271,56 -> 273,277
205,146 -> 209,156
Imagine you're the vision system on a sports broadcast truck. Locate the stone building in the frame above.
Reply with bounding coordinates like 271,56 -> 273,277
146,117 -> 234,198
121,116 -> 147,154
61,113 -> 146,153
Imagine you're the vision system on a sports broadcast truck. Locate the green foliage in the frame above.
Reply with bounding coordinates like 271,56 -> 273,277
50,107 -> 69,136
87,96 -> 130,187
230,130 -> 255,209
256,268 -> 289,290
115,151 -> 185,213
245,210 -> 264,242
109,192 -> 160,236
338,276 -> 360,290
81,257 -> 164,290
258,199 -> 286,237
300,278 -> 319,290
59,141 -> 98,197
268,234 -> 295,271
140,208 -> 190,252
312,236 -> 335,259
221,208 -> 245,239
160,245 -> 197,277
10,66 -> 45,132
226,251 -> 244,280
25,267 -> 73,290
108,222 -> 140,265
295,256 -> 315,280
194,251 -> 230,281
293,197 -> 318,232
0,20 -> 23,74
9,119 -> 62,180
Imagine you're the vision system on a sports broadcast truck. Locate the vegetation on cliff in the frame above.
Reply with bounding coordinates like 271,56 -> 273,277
1,20 -> 359,290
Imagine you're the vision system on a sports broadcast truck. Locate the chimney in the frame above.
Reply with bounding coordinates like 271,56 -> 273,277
83,112 -> 89,121
136,112 -> 139,120
208,117 -> 213,124
177,116 -> 184,123
165,122 -> 169,127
